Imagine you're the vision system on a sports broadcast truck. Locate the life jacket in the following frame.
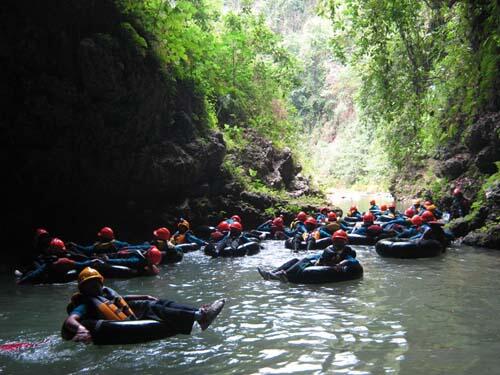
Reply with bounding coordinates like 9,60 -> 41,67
67,287 -> 136,321
172,233 -> 186,245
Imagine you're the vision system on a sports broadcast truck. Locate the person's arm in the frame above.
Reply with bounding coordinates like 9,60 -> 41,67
64,306 -> 92,344
186,232 -> 208,246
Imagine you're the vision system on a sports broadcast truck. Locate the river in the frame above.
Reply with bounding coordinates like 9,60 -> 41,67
1,240 -> 500,374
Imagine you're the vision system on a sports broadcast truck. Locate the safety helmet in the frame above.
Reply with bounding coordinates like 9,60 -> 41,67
380,204 -> 388,211
97,227 -> 114,241
272,217 -> 284,227
453,188 -> 462,196
178,220 -> 190,230
297,211 -> 307,221
35,228 -> 49,237
217,221 -> 230,232
413,199 -> 421,206
49,238 -> 66,251
370,200 -> 376,205
350,206 -> 358,212
153,227 -> 171,241
146,246 -> 162,265
427,204 -> 436,212
363,213 -> 375,223
327,212 -> 337,221
231,215 -> 241,223
389,203 -> 396,209
332,229 -> 348,242
230,222 -> 243,232
411,215 -> 423,226
320,207 -> 329,213
305,217 -> 317,226
404,208 -> 415,218
421,211 -> 436,222
78,267 -> 104,286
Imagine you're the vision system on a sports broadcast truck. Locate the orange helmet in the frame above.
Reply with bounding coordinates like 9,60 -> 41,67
272,217 -> 284,227
231,215 -> 241,223
350,206 -> 358,212
327,212 -> 337,221
297,211 -> 307,222
146,247 -> 162,265
380,204 -> 388,211
421,211 -> 436,222
230,222 -> 242,232
305,217 -> 317,226
178,220 -> 190,230
332,229 -> 348,242
363,213 -> 375,223
153,227 -> 171,241
217,221 -> 230,232
97,227 -> 114,241
49,238 -> 66,251
35,228 -> 49,237
411,215 -> 423,226
78,267 -> 104,286
405,208 -> 415,218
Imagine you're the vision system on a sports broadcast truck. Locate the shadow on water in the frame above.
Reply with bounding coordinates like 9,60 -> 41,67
1,240 -> 500,374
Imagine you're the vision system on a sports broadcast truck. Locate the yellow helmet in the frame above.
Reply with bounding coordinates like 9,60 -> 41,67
178,219 -> 190,230
413,199 -> 421,205
78,267 -> 104,286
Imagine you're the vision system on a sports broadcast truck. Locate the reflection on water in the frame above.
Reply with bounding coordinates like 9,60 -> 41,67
1,241 -> 500,374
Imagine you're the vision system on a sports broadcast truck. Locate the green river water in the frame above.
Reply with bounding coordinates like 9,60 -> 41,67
1,193 -> 499,374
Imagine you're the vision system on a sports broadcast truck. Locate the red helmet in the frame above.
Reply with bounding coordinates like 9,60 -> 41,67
231,215 -> 241,223
217,221 -> 230,232
97,227 -> 114,240
453,188 -> 462,196
35,228 -> 49,237
327,212 -> 337,221
297,211 -> 307,221
272,217 -> 284,227
320,207 -> 329,213
411,215 -> 423,226
421,211 -> 436,222
49,238 -> 66,251
153,227 -> 171,241
211,231 -> 224,241
380,204 -> 388,211
332,229 -> 348,242
370,200 -> 376,205
230,222 -> 243,232
305,217 -> 317,226
389,203 -> 396,209
404,208 -> 415,218
363,213 -> 375,223
350,206 -> 358,212
146,246 -> 162,265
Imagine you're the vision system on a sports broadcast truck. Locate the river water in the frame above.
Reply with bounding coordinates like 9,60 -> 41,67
1,240 -> 500,374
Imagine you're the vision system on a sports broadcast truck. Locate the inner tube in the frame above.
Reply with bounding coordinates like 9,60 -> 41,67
219,242 -> 261,257
160,250 -> 183,264
375,238 -> 444,258
175,243 -> 200,253
62,319 -> 177,345
284,237 -> 333,250
347,234 -> 378,246
288,264 -> 363,284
